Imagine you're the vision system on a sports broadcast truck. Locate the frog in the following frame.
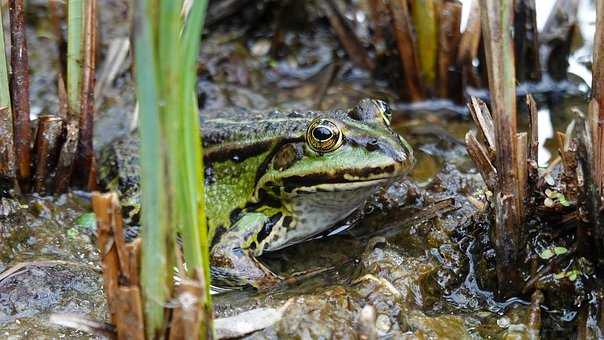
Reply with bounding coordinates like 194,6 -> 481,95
99,98 -> 414,289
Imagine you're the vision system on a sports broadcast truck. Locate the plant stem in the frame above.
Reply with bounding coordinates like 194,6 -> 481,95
480,0 -> 523,298
74,0 -> 97,189
134,0 -> 172,336
0,5 -> 15,191
9,0 -> 31,190
67,0 -> 84,119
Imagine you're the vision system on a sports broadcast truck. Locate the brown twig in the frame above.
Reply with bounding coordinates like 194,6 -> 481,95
9,0 -> 32,191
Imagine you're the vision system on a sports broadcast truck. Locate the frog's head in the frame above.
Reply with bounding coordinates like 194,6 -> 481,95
256,99 -> 414,200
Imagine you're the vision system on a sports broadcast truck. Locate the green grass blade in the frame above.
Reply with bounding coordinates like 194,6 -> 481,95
0,6 -> 10,111
67,0 -> 84,116
134,0 -> 173,337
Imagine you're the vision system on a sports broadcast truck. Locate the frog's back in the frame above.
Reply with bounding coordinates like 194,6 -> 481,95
201,108 -> 316,239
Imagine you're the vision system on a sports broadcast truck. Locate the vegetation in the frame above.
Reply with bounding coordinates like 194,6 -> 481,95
134,0 -> 212,337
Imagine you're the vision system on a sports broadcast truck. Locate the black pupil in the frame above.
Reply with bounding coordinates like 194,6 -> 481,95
312,126 -> 333,141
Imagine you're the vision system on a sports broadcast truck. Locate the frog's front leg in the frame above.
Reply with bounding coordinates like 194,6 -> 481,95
210,212 -> 281,289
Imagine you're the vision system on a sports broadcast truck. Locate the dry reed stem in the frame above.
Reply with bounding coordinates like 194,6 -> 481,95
114,287 -> 145,340
9,0 -> 31,189
53,121 -> 79,193
437,1 -> 462,100
592,0 -> 604,194
516,132 -> 528,217
388,0 -> 424,101
33,116 -> 63,194
92,192 -> 122,326
0,107 -> 16,190
168,277 -> 202,339
480,0 -> 523,297
465,130 -> 497,191
74,0 -> 97,190
457,0 -> 482,88
513,0 -> 541,82
468,97 -> 495,156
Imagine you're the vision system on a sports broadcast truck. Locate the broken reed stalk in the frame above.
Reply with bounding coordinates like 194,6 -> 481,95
33,116 -> 63,194
54,121 -> 79,193
92,193 -> 144,340
9,0 -> 32,191
479,0 -> 523,298
319,0 -> 374,71
0,5 -> 15,192
576,109 -> 604,265
388,0 -> 424,101
73,0 -> 97,190
411,0 -> 438,91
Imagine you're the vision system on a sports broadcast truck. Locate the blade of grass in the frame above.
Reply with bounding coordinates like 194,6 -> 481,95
134,0 -> 172,337
0,6 -> 16,189
179,0 -> 213,336
67,0 -> 83,118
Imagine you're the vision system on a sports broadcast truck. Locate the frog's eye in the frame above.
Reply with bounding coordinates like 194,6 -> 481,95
306,118 -> 343,153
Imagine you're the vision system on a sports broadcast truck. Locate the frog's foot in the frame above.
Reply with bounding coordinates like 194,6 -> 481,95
211,247 -> 281,290
210,212 -> 283,290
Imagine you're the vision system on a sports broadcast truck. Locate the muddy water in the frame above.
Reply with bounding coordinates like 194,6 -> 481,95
0,0 -> 596,338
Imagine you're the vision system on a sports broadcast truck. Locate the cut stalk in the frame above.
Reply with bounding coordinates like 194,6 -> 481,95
33,116 -> 63,194
9,0 -> 32,190
480,0 -> 523,298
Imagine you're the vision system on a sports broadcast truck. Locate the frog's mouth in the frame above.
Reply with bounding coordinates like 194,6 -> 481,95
297,179 -> 388,193
288,178 -> 390,194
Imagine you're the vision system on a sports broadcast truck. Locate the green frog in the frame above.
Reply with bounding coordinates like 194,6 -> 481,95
100,99 -> 414,289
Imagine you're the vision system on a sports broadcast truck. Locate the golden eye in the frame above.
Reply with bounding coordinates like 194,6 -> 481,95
306,118 -> 343,153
